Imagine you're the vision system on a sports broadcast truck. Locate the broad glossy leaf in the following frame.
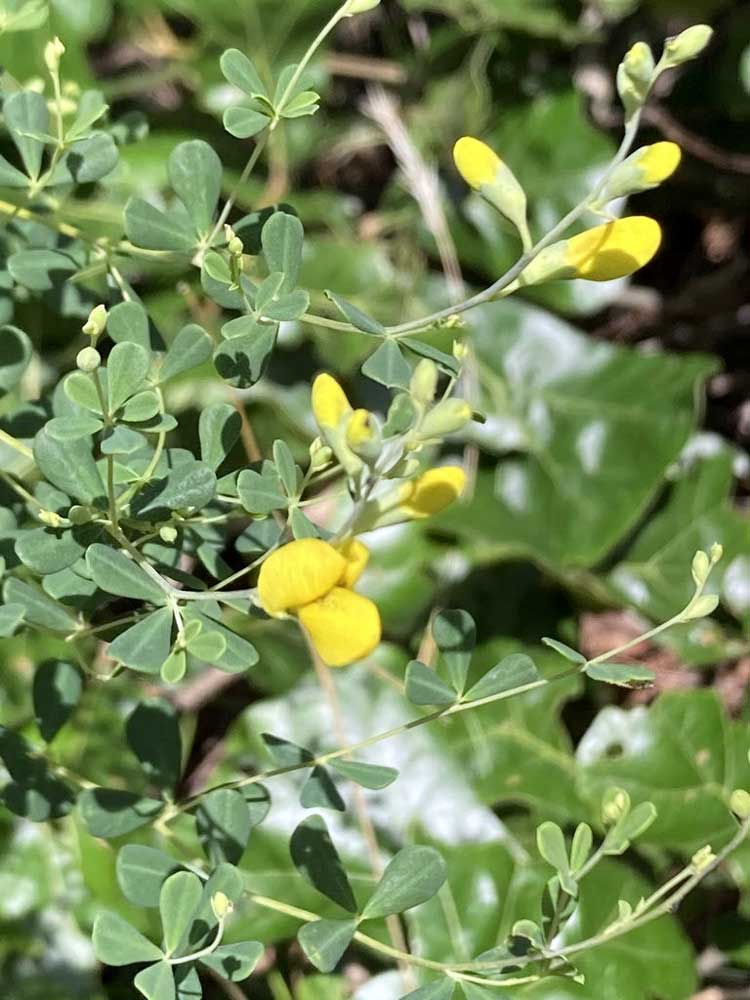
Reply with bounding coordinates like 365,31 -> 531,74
290,815 -> 357,912
108,608 -> 174,674
361,846 -> 446,919
92,912 -> 163,966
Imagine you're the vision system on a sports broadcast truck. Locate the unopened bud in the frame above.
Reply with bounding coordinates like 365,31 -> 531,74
661,25 -> 713,69
225,225 -> 243,256
419,398 -> 473,439
76,346 -> 101,372
452,341 -> 469,362
344,0 -> 380,14
410,359 -> 438,405
690,845 -> 716,874
159,526 -> 178,544
308,438 -> 333,472
68,505 -> 93,525
691,550 -> 710,587
44,37 -> 66,75
617,42 -> 655,118
211,892 -> 233,920
453,137 -> 531,250
38,509 -> 63,528
682,593 -> 719,621
709,542 -> 723,565
602,788 -> 630,825
730,789 -> 750,820
82,304 -> 108,339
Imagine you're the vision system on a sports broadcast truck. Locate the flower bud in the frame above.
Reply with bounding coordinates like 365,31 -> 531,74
309,438 -> 333,472
225,224 -> 244,256
453,137 -> 531,250
682,593 -> 719,621
730,789 -> 750,820
68,505 -> 93,525
44,37 -> 66,75
617,42 -> 655,118
690,845 -> 716,874
419,398 -> 472,439
345,409 -> 381,463
76,346 -> 101,372
709,542 -> 723,565
82,304 -> 108,339
160,526 -> 178,544
453,341 -> 469,362
596,142 -> 681,204
211,891 -> 234,920
38,509 -> 63,528
691,549 -> 710,587
602,788 -> 630,825
661,25 -> 713,69
344,0 -> 380,14
410,359 -> 439,406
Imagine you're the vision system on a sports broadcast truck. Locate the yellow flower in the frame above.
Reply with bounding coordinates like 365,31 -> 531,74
346,409 -> 376,448
565,216 -> 661,281
312,373 -> 351,431
453,136 -> 502,190
513,216 -> 662,288
638,142 -> 681,184
258,538 -> 381,667
453,137 -> 531,250
397,467 -> 466,518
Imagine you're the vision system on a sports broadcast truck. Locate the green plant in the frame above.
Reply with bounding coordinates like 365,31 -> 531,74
0,3 -> 748,999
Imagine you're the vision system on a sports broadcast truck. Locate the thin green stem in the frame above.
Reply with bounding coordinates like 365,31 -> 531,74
0,428 -> 34,461
207,132 -> 269,251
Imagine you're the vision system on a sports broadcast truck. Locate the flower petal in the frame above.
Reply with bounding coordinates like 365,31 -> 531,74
453,137 -> 501,190
399,466 -> 466,519
312,373 -> 351,431
638,142 -> 681,184
298,587 -> 381,667
565,216 -> 662,281
258,539 -> 346,615
337,538 -> 369,587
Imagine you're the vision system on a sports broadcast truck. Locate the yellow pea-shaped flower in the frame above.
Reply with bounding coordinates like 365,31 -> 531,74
597,143 -> 681,205
453,137 -> 531,251
258,538 -> 381,667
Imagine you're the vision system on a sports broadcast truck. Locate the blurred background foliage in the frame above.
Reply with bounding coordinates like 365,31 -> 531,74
0,0 -> 749,998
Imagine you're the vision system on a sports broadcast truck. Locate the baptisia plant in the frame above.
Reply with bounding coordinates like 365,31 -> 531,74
1,6 -> 748,1000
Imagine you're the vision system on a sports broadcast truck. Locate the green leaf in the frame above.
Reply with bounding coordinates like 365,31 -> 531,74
168,140 -> 222,237
135,962 -> 175,1000
200,941 -> 264,982
117,845 -> 185,908
432,609 -> 475,694
108,608 -> 174,674
109,300 -> 163,351
126,699 -> 182,791
261,211 -> 304,293
224,106 -> 271,139
0,153 -> 32,187
536,821 -> 576,895
220,48 -> 268,99
63,370 -> 101,413
362,846 -> 447,919
196,788 -> 252,865
101,425 -> 147,456
107,341 -> 150,412
121,390 -> 162,424
570,823 -> 593,872
577,689 -> 750,855
585,662 -> 655,689
3,90 -> 49,179
606,802 -> 658,855
15,525 -> 97,576
0,603 -> 24,637
181,863 -> 244,952
401,338 -> 460,376
298,919 -> 357,974
124,197 -> 196,252
50,132 -> 118,185
181,607 -> 258,673
361,339 -> 411,389
401,981 -> 455,1000
0,726 -> 74,821
323,291 -> 386,335
541,638 -> 586,663
32,659 -> 83,742
300,766 -> 345,812
3,578 -> 76,632
199,402 -> 242,470
8,248 -> 77,291
45,414 -> 103,440
160,871 -> 203,956
161,648 -> 187,684
86,543 -> 168,604
405,660 -> 457,706
175,967 -> 202,1000
464,653 -> 540,702
159,324 -> 213,383
131,461 -> 217,518
262,288 -> 310,322
79,788 -> 164,838
34,427 -> 105,504
290,815 -> 357,913
0,0 -> 48,33
262,733 -> 313,766
329,759 -> 398,790
92,912 -> 163,966
238,467 -> 288,514
0,326 -> 32,396
188,630 -> 227,663
214,326 -> 277,388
